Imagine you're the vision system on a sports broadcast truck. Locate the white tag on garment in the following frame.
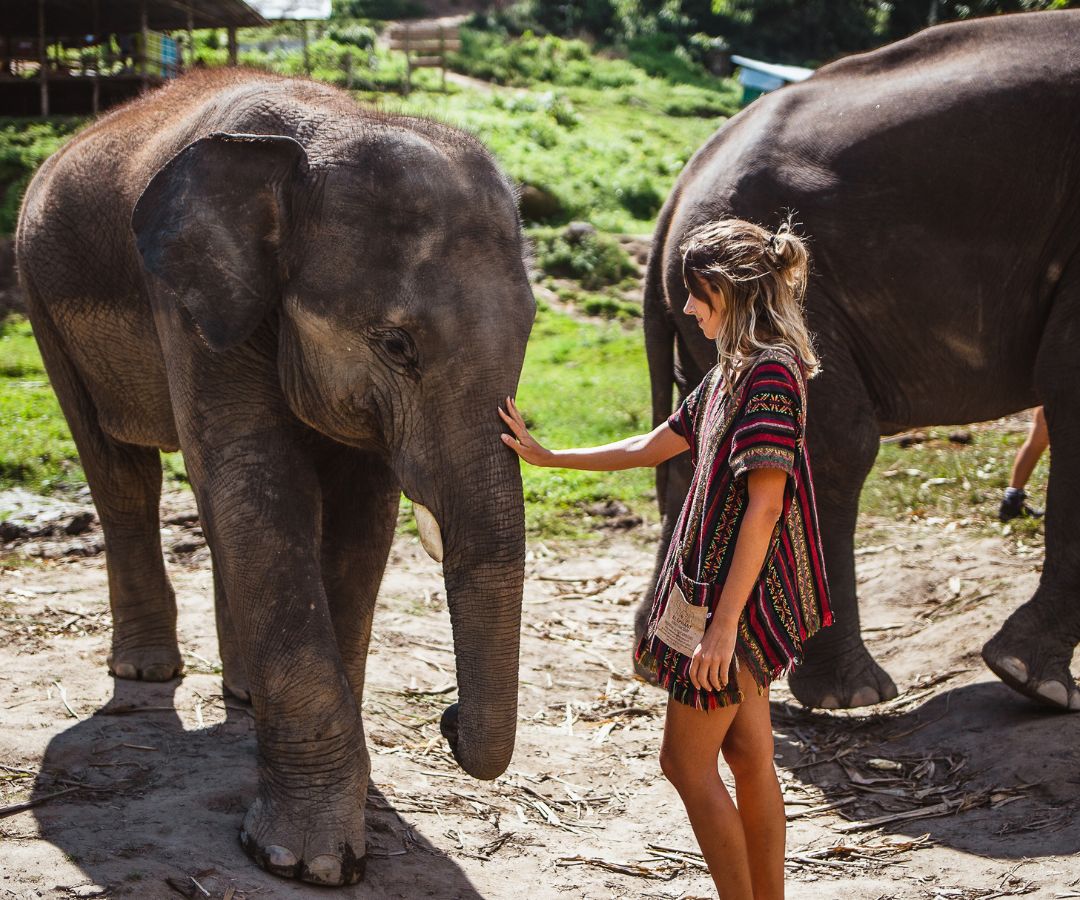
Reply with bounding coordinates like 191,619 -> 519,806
654,581 -> 708,657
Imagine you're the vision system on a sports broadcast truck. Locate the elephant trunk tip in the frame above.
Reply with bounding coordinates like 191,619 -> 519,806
440,702 -> 512,781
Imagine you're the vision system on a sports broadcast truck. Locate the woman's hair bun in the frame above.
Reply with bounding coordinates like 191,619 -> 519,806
767,223 -> 798,265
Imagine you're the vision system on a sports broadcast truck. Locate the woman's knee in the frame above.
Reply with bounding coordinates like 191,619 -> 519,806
659,743 -> 704,792
721,728 -> 775,780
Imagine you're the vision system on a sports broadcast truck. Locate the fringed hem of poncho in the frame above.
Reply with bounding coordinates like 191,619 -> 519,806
634,631 -> 801,711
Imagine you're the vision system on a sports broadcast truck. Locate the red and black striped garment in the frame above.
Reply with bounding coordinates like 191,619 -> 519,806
635,347 -> 833,710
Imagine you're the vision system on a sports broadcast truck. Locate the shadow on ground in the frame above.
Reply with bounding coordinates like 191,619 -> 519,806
773,679 -> 1080,859
31,678 -> 484,899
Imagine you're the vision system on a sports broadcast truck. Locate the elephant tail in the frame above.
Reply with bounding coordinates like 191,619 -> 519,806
644,197 -> 679,512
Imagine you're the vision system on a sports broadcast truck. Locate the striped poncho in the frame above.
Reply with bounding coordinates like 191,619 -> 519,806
635,347 -> 833,710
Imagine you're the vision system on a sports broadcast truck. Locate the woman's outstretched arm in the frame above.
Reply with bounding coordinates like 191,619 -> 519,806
498,396 -> 689,471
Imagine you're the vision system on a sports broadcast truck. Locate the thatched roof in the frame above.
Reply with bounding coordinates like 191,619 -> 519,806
2,0 -> 268,36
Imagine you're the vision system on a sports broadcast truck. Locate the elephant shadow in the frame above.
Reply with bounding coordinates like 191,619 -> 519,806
31,678 -> 485,899
772,680 -> 1080,859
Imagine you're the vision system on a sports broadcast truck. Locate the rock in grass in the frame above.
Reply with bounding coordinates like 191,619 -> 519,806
519,184 -> 562,222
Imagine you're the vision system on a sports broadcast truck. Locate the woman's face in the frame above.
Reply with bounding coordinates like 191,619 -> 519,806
683,287 -> 724,340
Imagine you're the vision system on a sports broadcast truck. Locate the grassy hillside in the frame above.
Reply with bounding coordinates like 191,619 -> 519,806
0,24 -> 1045,543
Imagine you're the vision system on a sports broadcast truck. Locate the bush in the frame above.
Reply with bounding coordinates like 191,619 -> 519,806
332,0 -> 424,18
612,174 -> 663,220
661,83 -> 740,117
556,287 -> 642,321
451,29 -> 615,88
530,227 -> 637,289
328,21 -> 377,50
0,120 -> 85,235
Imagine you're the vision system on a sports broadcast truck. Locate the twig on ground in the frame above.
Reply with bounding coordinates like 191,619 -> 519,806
51,680 -> 79,719
0,786 -> 78,818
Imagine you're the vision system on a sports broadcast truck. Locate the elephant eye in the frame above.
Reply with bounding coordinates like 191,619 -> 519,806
374,328 -> 419,372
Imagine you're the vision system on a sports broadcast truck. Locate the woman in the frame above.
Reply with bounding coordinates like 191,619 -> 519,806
499,217 -> 832,899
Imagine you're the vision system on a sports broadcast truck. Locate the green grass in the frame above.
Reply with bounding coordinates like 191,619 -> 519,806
0,317 -> 83,491
0,308 -> 655,538
514,303 -> 653,536
0,313 -> 1049,543
861,426 -> 1048,538
365,82 -> 723,233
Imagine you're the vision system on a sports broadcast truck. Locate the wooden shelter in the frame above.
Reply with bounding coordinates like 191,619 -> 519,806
0,0 -> 268,116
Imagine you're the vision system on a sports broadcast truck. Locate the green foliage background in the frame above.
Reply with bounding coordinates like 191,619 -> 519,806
0,0 -> 1059,539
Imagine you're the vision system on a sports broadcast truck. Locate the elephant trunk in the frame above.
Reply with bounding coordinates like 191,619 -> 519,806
435,439 -> 525,781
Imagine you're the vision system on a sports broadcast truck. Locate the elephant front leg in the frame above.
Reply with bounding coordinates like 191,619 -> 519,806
983,295 -> 1080,711
237,643 -> 369,885
193,472 -> 370,886
318,448 -> 400,711
787,354 -> 898,709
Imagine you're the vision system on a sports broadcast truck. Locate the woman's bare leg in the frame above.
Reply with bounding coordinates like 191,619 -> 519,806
722,673 -> 785,899
659,664 -> 775,899
1010,406 -> 1050,490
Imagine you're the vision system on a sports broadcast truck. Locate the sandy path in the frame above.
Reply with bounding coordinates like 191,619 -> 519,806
1,493 -> 1079,899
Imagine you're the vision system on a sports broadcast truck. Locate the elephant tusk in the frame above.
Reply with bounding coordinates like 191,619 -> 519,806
414,503 -> 444,563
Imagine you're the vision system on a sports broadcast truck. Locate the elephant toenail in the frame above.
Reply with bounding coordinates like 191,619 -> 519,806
264,845 -> 299,871
1035,681 -> 1069,707
818,694 -> 840,709
111,662 -> 137,679
142,663 -> 179,681
305,854 -> 344,884
998,655 -> 1028,683
849,687 -> 881,707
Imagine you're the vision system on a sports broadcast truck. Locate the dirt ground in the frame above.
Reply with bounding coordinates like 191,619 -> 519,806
2,489 -> 1079,900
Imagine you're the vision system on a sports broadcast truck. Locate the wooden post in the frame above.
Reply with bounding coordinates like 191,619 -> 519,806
300,20 -> 309,75
227,27 -> 238,66
38,0 -> 48,116
439,26 -> 445,92
186,5 -> 195,72
92,0 -> 101,113
404,26 -> 411,95
139,0 -> 149,91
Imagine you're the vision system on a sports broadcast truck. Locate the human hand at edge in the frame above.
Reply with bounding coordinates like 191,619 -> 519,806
498,396 -> 553,467
688,618 -> 738,693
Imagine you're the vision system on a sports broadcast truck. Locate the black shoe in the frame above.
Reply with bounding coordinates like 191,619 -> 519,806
999,489 -> 1043,522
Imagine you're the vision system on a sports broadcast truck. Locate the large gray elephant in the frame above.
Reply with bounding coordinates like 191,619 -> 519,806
16,70 -> 534,885
640,10 -> 1080,711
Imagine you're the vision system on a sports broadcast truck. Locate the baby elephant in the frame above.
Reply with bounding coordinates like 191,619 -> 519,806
16,70 -> 535,885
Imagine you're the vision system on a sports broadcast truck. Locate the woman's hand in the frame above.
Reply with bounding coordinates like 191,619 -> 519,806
689,617 -> 739,692
498,396 -> 554,467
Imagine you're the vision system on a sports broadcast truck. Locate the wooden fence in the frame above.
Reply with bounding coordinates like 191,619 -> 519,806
386,22 -> 461,93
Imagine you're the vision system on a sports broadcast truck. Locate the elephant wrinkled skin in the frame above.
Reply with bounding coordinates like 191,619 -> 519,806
16,70 -> 535,885
639,10 -> 1080,712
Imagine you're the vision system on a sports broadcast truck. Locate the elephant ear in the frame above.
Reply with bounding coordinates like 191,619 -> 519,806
132,132 -> 308,352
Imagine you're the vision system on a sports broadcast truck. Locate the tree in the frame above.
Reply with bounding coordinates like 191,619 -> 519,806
711,0 -> 1077,65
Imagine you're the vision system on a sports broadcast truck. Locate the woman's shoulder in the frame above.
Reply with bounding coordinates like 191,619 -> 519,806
746,346 -> 806,392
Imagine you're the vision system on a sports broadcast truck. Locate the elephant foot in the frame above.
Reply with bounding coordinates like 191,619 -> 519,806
239,793 -> 367,886
982,607 -> 1080,712
108,643 -> 183,682
788,645 -> 898,709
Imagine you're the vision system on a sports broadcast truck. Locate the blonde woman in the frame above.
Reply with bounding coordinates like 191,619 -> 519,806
499,218 -> 832,899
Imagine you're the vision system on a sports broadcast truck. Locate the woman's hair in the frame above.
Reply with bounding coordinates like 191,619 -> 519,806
679,215 -> 820,394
